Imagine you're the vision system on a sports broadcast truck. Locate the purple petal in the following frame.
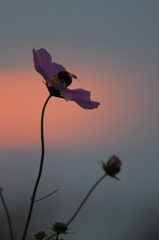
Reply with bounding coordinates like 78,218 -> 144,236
33,48 -> 52,82
51,62 -> 65,77
70,89 -> 91,101
68,89 -> 100,109
33,48 -> 65,84
54,84 -> 90,101
53,83 -> 73,100
54,83 -> 100,109
74,100 -> 100,109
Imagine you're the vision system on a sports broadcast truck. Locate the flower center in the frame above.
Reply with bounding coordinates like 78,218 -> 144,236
51,77 -> 59,84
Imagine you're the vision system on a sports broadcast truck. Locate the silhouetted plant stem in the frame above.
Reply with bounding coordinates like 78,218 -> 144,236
44,173 -> 107,240
34,189 -> 59,202
22,95 -> 52,240
0,189 -> 14,240
66,173 -> 107,225
55,233 -> 59,240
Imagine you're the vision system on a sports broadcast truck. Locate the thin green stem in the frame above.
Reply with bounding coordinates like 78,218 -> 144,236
66,173 -> 107,225
55,233 -> 59,240
44,173 -> 107,240
0,190 -> 14,240
34,189 -> 59,202
14,225 -> 25,240
22,95 -> 52,240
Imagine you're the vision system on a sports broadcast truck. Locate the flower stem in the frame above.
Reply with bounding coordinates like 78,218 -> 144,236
34,189 -> 59,202
44,173 -> 107,240
0,189 -> 14,240
55,233 -> 59,240
22,95 -> 52,240
45,173 -> 107,240
66,173 -> 107,225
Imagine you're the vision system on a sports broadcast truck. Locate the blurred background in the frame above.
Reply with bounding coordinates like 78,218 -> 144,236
0,1 -> 159,240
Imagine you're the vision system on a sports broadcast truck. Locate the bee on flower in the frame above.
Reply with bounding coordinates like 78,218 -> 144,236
33,48 -> 100,109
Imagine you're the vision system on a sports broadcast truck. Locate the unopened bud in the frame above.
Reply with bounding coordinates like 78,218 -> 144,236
53,221 -> 68,234
102,155 -> 122,176
34,230 -> 46,239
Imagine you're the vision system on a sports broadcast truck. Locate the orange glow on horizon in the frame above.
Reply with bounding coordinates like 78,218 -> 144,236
1,68 -> 148,149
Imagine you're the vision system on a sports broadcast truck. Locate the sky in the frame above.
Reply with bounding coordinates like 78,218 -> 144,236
0,1 -> 159,240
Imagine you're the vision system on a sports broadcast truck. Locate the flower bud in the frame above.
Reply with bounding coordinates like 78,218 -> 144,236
53,221 -> 68,234
34,230 -> 46,239
102,155 -> 122,176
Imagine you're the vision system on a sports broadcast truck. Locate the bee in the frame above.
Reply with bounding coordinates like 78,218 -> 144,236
57,70 -> 79,87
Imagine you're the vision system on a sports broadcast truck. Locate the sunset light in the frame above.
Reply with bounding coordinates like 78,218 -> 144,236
1,2 -> 158,240
1,67 -> 148,149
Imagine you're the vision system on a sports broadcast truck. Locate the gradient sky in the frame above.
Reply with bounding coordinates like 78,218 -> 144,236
0,1 -> 159,240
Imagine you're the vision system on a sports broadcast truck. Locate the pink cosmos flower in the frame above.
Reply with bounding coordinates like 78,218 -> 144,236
33,48 -> 100,109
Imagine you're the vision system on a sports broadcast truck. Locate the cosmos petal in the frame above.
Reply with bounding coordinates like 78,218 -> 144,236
33,48 -> 52,82
69,89 -> 91,101
53,83 -> 73,100
33,48 -> 65,85
51,62 -> 65,78
74,101 -> 100,109
53,83 -> 100,109
54,84 -> 90,102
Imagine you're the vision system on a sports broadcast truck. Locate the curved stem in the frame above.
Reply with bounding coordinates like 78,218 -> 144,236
66,173 -> 107,225
0,190 -> 14,240
22,95 -> 52,240
44,173 -> 107,240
